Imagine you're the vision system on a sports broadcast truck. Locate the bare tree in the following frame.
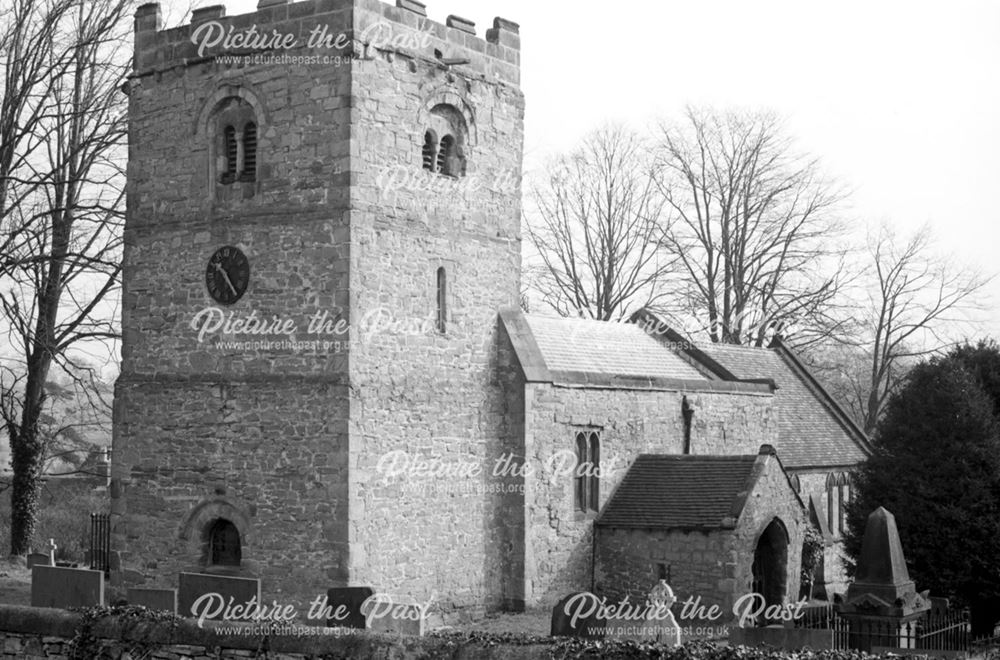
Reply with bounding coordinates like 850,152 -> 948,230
0,0 -> 128,556
653,107 -> 851,347
848,224 -> 992,434
525,125 -> 674,321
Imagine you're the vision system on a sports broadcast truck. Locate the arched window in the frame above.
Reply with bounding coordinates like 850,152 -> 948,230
838,473 -> 850,535
423,103 -> 468,178
211,95 -> 259,191
223,125 -> 238,182
826,473 -> 839,536
436,266 -> 447,333
790,474 -> 801,494
575,432 -> 588,512
242,122 -> 257,180
574,431 -> 600,514
588,432 -> 600,512
422,131 -> 438,171
208,519 -> 241,567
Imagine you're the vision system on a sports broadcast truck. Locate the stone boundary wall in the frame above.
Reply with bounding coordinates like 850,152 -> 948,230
0,604 -> 548,659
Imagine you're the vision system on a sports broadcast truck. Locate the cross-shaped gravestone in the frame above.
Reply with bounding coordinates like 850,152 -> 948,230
47,538 -> 57,566
648,580 -> 681,647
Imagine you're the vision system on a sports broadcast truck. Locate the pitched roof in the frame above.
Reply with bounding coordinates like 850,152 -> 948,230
498,310 -> 774,393
596,453 -> 760,530
695,341 -> 870,469
521,314 -> 706,380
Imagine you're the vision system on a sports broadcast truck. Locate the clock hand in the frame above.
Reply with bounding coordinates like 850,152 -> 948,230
212,262 -> 239,296
219,269 -> 239,296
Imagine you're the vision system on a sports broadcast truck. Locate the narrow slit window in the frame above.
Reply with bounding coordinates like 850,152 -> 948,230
242,122 -> 257,179
422,131 -> 438,171
223,125 -> 238,181
436,267 -> 447,333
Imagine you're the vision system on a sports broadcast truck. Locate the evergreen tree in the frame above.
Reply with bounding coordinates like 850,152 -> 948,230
844,353 -> 1000,637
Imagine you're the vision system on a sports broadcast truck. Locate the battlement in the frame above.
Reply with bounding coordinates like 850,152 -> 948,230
132,0 -> 520,85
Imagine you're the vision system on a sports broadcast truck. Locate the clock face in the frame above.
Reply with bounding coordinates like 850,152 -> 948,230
205,246 -> 250,305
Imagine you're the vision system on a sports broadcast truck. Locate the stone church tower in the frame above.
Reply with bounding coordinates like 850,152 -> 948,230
113,0 -> 523,618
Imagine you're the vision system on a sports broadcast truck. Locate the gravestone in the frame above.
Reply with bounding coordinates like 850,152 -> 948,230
647,580 -> 682,646
602,581 -> 682,643
324,586 -> 375,628
361,593 -> 428,636
550,592 -> 606,638
128,587 -> 178,614
31,566 -> 104,608
26,553 -> 50,569
837,507 -> 930,652
177,572 -> 261,620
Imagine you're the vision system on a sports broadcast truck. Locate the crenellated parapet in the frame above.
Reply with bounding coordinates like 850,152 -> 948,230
131,0 -> 520,85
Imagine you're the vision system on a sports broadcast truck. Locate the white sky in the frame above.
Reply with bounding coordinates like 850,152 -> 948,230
212,0 -> 1000,335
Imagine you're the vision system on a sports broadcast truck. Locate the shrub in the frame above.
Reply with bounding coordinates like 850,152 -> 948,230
0,477 -> 108,560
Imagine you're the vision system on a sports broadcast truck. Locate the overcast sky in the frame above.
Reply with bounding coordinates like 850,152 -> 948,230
215,0 -> 1000,335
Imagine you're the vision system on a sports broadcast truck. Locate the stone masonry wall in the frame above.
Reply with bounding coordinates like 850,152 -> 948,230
344,0 -> 524,620
595,527 -> 734,612
522,383 -> 777,608
116,0 -> 357,614
116,0 -> 523,623
114,381 -> 348,611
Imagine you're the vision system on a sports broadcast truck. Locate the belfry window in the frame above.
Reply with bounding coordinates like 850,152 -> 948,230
422,131 -> 438,171
242,122 -> 257,180
421,103 -> 468,178
223,125 -> 238,182
208,519 -> 241,567
437,135 -> 454,175
212,96 -> 259,189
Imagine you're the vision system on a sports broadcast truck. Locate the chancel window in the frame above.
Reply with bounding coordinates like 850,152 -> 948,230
837,473 -> 851,535
575,431 -> 600,514
826,473 -> 839,536
682,396 -> 694,454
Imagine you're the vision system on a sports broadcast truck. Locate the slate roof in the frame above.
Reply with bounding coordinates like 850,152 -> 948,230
596,454 -> 759,530
696,341 -> 869,469
520,314 -> 707,381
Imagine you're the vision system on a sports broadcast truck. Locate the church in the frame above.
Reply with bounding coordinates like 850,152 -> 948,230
111,0 -> 869,623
